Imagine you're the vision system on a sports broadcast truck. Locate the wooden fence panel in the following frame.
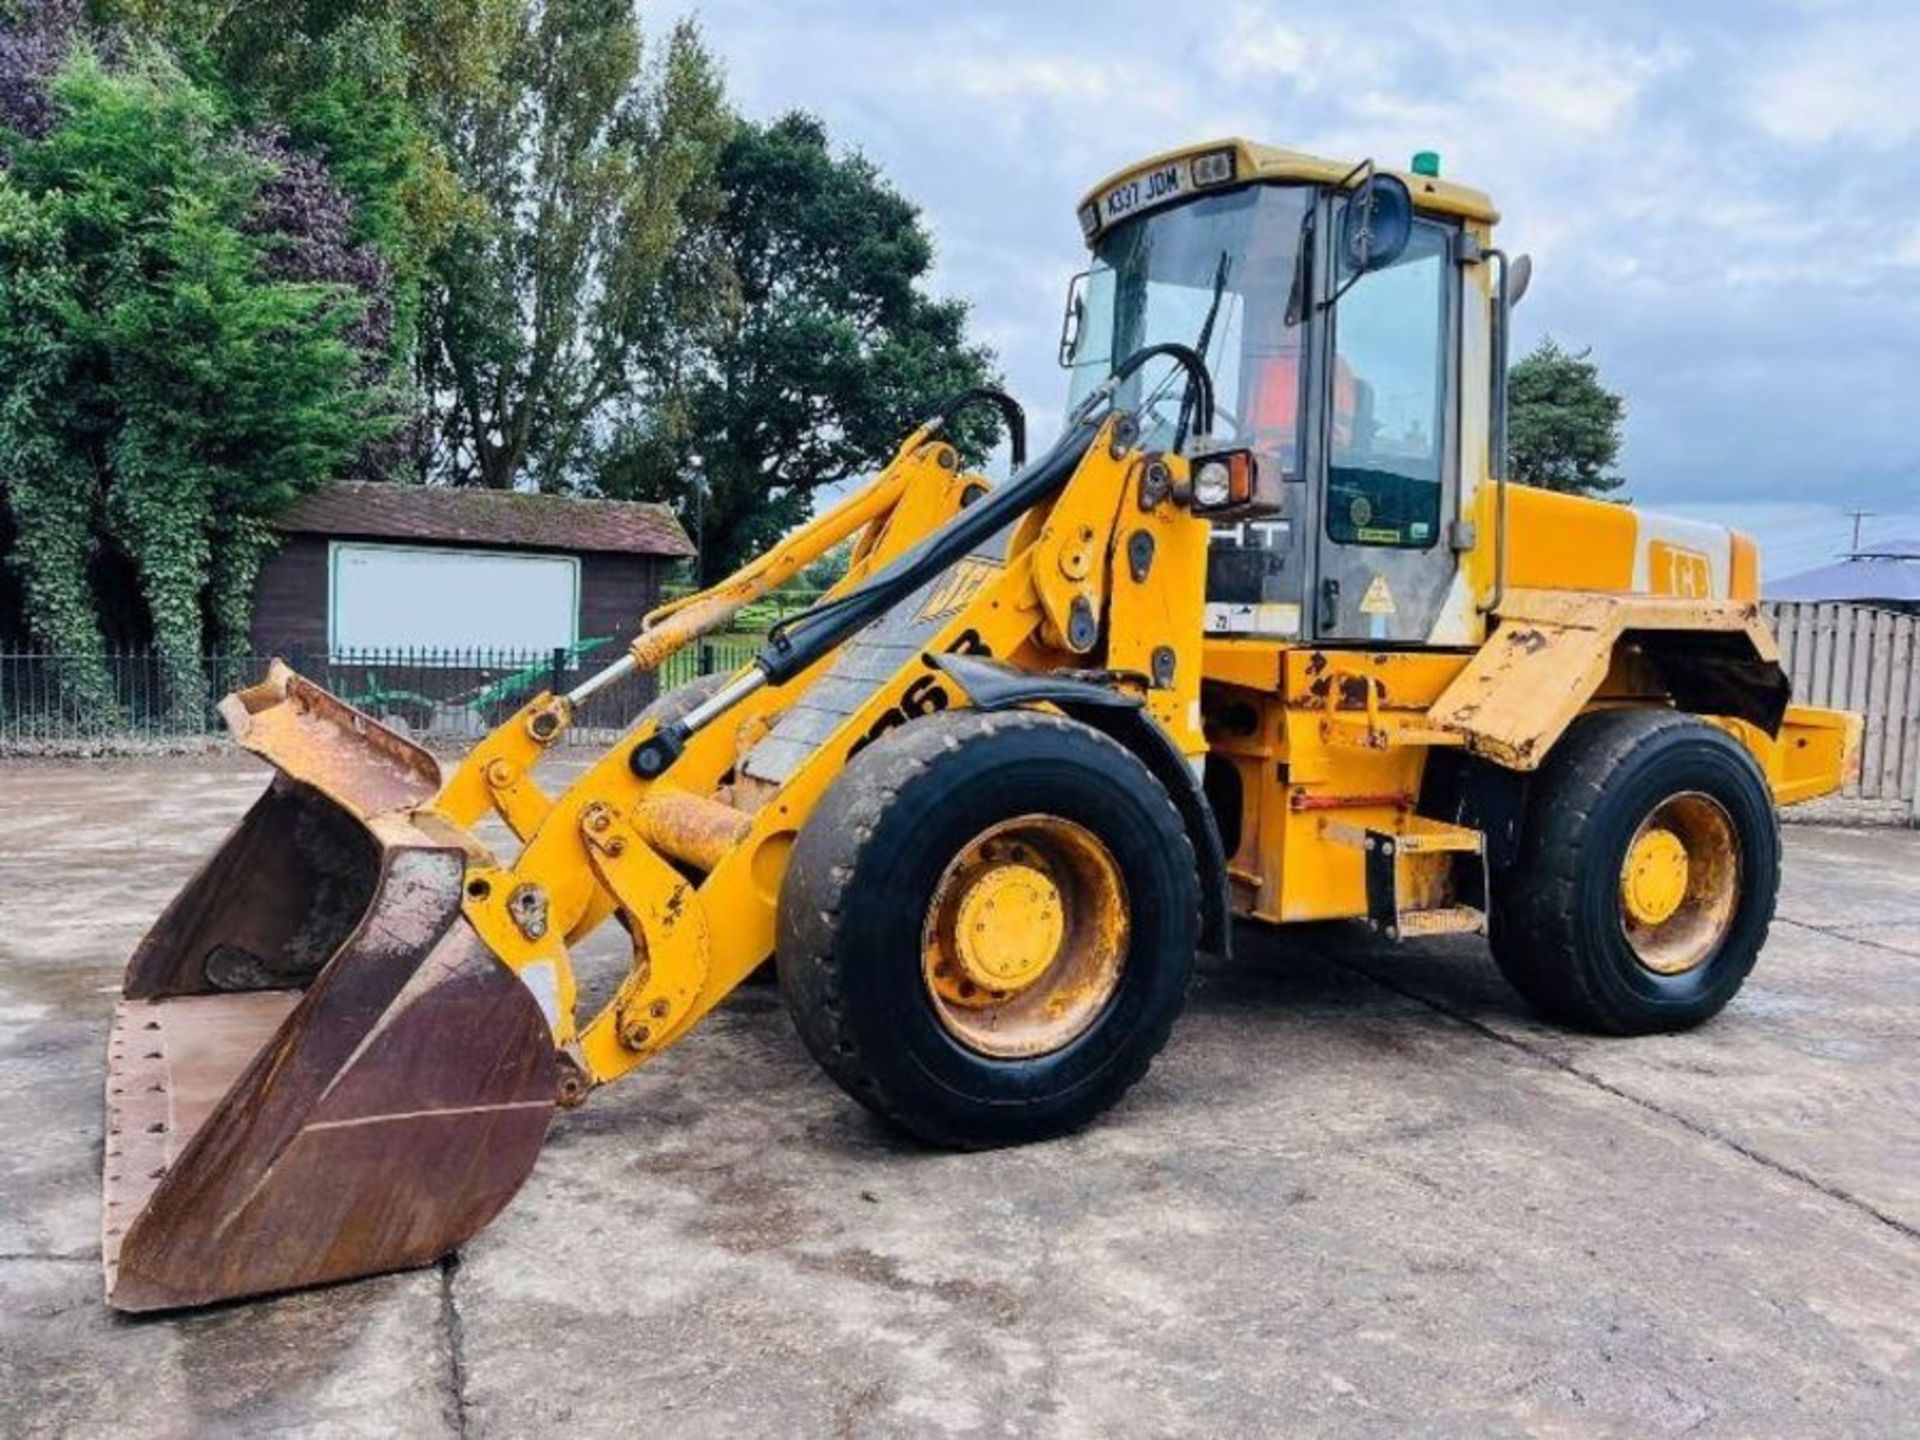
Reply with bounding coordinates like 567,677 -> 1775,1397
1764,601 -> 1920,808
1881,614 -> 1912,800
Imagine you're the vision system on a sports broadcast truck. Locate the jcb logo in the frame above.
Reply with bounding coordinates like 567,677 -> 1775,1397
917,558 -> 999,622
1650,542 -> 1712,598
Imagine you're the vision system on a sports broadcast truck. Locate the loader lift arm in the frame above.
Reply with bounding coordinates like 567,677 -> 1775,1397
432,387 -> 1028,840
100,362 -> 1228,1311
462,355 -> 1222,1092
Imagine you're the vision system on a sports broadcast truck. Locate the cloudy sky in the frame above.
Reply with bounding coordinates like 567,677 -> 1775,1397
667,0 -> 1919,579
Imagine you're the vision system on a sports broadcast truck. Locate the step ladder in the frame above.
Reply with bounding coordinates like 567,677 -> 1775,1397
1323,814 -> 1488,940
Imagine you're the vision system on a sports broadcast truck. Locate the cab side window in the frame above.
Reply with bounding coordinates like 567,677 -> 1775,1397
1325,222 -> 1450,549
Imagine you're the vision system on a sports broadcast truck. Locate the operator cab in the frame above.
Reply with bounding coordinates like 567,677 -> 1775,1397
1062,141 -> 1501,646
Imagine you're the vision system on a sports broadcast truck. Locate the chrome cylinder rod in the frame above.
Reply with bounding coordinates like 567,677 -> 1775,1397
565,652 -> 637,708
677,666 -> 767,733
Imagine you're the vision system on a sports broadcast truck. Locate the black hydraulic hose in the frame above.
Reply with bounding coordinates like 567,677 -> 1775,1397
1076,342 -> 1214,453
625,346 -> 1213,780
757,418 -> 1101,685
759,343 -> 1210,686
931,386 -> 1027,469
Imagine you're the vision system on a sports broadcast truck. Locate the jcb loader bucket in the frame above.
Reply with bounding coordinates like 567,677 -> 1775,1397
103,663 -> 557,1312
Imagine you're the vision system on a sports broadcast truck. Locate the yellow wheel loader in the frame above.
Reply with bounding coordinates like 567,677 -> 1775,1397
101,139 -> 1861,1311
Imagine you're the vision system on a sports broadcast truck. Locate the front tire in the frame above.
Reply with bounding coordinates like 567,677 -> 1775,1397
1491,709 -> 1780,1035
777,709 -> 1199,1148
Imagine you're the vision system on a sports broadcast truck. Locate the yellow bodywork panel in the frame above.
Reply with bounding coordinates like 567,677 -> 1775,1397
1426,589 -> 1780,771
1713,707 -> 1865,808
1473,484 -> 1638,595
1200,609 -> 1853,929
1202,646 -> 1473,924
1078,137 -> 1499,230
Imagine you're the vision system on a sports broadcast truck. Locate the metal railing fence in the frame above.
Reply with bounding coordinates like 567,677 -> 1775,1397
0,636 -> 764,749
11,605 -> 1916,808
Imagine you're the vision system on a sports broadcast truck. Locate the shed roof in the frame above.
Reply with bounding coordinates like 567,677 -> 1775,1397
277,482 -> 695,558
1767,538 -> 1920,603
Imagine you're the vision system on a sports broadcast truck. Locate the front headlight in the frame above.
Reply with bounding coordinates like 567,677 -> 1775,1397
1181,447 -> 1280,520
1193,459 -> 1233,509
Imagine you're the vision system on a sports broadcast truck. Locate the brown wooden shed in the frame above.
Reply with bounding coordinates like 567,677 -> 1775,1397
250,482 -> 695,659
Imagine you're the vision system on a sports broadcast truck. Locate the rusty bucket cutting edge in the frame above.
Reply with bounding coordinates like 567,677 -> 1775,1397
103,662 -> 559,1313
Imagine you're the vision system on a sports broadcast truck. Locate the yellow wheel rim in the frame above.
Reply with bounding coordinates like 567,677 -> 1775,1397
922,815 -> 1128,1058
1618,793 -> 1740,976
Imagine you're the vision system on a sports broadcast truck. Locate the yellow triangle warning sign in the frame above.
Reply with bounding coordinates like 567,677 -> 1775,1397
1358,574 -> 1396,616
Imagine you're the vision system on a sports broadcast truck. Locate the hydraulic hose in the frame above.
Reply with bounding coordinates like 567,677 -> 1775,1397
1069,342 -> 1215,453
627,418 -> 1101,779
758,417 -> 1100,684
929,386 -> 1028,469
754,345 -> 1201,689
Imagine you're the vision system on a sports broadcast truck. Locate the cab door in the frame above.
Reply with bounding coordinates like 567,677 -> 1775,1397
1311,212 -> 1461,643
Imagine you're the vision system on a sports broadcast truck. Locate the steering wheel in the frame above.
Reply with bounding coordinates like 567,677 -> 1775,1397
1140,390 -> 1237,443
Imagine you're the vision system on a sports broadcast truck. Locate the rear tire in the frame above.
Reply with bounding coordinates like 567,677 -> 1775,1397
777,709 -> 1198,1148
1490,709 -> 1780,1035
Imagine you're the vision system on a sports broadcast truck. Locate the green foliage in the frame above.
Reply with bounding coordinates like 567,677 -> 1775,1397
0,48 -> 397,714
0,178 -> 113,703
420,5 -> 730,490
93,0 -> 514,370
599,113 -> 1000,582
1508,336 -> 1626,498
799,542 -> 851,592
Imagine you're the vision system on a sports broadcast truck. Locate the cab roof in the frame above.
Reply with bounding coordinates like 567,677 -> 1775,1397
1076,137 -> 1499,242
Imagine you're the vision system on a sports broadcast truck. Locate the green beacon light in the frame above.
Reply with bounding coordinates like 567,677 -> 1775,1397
1411,150 -> 1442,178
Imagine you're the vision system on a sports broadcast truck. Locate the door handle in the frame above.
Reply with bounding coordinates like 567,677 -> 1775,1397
1318,577 -> 1341,631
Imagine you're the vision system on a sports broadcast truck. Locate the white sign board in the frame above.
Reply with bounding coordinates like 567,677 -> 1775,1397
330,543 -> 580,654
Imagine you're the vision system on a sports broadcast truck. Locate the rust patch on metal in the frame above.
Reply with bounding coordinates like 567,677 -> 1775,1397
222,661 -> 441,819
634,786 -> 754,873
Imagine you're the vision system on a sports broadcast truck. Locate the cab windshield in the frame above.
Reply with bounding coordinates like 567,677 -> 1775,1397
1064,185 -> 1312,475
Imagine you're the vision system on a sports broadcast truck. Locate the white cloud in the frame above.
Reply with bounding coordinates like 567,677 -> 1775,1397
1215,11 -> 1317,84
1745,17 -> 1920,149
1899,223 -> 1920,267
1471,36 -> 1687,135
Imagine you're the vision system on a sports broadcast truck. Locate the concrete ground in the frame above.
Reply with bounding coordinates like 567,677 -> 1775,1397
1,754 -> 1916,1439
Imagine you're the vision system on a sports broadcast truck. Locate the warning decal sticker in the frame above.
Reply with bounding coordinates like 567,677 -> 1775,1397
1359,574 -> 1397,616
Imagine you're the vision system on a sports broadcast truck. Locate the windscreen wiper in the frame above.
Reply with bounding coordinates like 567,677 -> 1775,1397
1176,251 -> 1232,443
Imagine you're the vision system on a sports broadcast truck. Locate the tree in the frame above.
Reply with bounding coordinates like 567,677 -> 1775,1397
599,112 -> 1000,582
1507,336 -> 1626,497
0,49 -> 398,716
98,0 -> 523,375
420,3 -> 729,490
0,0 -> 84,148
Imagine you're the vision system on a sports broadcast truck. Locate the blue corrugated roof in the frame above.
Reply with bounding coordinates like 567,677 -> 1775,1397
1767,538 -> 1920,602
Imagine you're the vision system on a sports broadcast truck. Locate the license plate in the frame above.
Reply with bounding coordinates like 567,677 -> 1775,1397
1096,161 -> 1190,231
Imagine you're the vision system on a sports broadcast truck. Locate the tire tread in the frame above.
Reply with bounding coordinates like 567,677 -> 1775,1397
778,708 -> 1197,1147
1491,709 -> 1780,1034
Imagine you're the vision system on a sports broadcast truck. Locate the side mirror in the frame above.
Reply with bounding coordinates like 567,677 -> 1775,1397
1058,271 -> 1089,367
1339,173 -> 1414,274
1508,252 -> 1533,308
